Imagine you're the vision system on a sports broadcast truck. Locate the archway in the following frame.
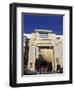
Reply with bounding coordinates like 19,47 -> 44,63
35,46 -> 54,74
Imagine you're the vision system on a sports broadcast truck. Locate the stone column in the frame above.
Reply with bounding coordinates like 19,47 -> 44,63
51,41 -> 57,72
27,44 -> 36,71
53,46 -> 57,72
36,46 -> 39,59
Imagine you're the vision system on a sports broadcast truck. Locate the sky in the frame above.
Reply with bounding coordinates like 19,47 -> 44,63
23,14 -> 63,35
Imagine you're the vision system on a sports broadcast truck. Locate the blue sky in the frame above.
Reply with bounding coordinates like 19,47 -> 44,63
23,14 -> 63,35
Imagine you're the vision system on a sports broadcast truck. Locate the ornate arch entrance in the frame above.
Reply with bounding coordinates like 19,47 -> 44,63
35,46 -> 54,74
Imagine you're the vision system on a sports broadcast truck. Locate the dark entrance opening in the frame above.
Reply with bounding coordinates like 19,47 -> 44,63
35,55 -> 52,74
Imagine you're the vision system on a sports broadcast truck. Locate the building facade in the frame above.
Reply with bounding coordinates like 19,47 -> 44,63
24,29 -> 63,74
